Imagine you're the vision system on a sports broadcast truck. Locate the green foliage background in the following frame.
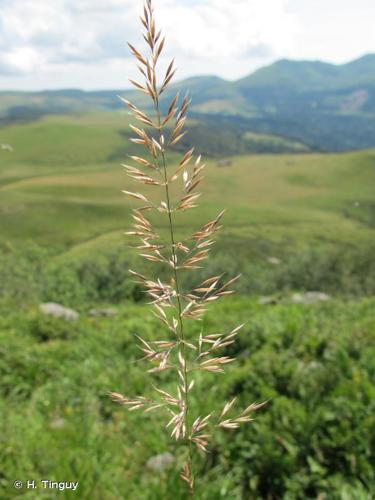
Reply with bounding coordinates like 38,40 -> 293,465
0,111 -> 374,499
0,299 -> 374,499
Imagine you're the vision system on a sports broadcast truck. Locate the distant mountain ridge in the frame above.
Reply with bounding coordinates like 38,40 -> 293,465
237,54 -> 375,90
1,54 -> 375,152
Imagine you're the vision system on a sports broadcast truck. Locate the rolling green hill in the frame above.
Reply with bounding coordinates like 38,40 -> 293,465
1,113 -> 374,255
237,54 -> 375,90
0,105 -> 374,302
0,88 -> 374,500
1,55 -> 375,152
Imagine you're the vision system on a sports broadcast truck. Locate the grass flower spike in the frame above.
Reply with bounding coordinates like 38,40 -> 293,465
109,0 -> 265,493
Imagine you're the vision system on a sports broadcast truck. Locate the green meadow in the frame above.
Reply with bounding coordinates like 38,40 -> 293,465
0,112 -> 374,499
1,113 -> 374,248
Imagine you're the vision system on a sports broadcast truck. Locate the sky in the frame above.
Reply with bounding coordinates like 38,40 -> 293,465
0,0 -> 374,91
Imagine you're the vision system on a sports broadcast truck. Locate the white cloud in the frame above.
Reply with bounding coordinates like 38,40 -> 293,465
0,47 -> 44,75
287,0 -> 375,64
157,0 -> 297,59
0,0 -> 139,70
0,0 -> 374,90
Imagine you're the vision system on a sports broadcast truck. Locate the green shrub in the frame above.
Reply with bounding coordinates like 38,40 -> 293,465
28,314 -> 78,342
0,240 -> 374,311
0,298 -> 374,498
205,299 -> 375,499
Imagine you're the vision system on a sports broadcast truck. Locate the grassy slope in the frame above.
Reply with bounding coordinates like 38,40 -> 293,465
0,113 -> 374,252
0,113 -> 374,499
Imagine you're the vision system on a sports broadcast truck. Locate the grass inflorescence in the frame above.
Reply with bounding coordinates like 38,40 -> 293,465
108,0 -> 265,493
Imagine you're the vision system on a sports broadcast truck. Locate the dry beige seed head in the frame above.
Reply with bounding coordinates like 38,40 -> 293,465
109,0 -> 265,493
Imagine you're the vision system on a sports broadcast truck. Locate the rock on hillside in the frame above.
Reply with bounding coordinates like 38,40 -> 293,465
40,303 -> 79,321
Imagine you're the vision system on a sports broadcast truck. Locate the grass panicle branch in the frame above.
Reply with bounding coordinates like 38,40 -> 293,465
109,0 -> 265,493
